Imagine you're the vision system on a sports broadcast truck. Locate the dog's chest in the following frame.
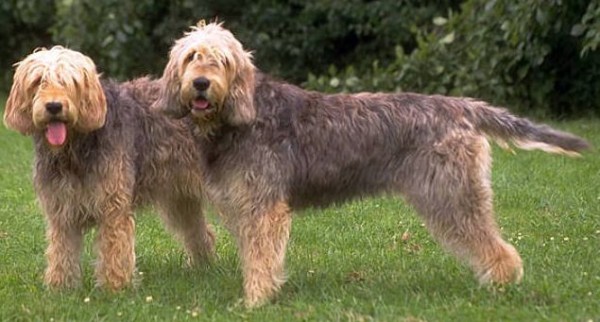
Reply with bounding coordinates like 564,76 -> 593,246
35,151 -> 124,218
202,130 -> 238,168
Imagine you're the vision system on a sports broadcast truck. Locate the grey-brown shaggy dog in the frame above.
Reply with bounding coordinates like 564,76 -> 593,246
4,47 -> 215,290
155,22 -> 590,307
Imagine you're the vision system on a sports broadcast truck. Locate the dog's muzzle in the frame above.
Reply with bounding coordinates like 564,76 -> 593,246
189,77 -> 214,115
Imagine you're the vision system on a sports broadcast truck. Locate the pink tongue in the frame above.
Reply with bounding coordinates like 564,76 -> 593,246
192,99 -> 209,110
45,122 -> 67,146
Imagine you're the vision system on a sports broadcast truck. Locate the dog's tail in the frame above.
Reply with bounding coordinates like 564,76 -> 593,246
465,101 -> 591,157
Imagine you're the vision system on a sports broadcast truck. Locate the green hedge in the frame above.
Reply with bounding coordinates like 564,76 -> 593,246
305,0 -> 600,116
214,0 -> 460,83
0,1 -> 54,87
1,0 -> 598,116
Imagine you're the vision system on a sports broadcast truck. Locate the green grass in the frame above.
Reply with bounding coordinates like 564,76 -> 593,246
0,106 -> 599,321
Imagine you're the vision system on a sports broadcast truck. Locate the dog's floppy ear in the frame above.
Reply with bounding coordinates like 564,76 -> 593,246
223,50 -> 256,126
75,61 -> 107,132
4,63 -> 36,135
152,45 -> 188,118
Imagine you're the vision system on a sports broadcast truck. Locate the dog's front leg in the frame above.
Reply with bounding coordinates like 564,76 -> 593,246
234,202 -> 292,308
44,217 -> 84,289
94,205 -> 136,291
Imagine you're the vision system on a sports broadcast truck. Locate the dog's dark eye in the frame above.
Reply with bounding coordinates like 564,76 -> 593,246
221,57 -> 230,68
31,76 -> 42,87
185,52 -> 195,63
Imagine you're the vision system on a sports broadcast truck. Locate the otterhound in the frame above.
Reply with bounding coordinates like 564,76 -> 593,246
155,22 -> 590,307
4,47 -> 215,290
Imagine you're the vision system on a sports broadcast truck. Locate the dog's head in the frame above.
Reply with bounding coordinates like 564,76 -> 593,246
154,21 -> 256,130
4,46 -> 106,148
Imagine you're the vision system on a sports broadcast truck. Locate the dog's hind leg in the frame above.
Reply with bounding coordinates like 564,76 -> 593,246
157,195 -> 216,266
232,201 -> 292,308
44,217 -> 84,289
404,136 -> 523,285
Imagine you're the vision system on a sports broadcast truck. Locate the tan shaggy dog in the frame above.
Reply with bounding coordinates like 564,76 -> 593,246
4,47 -> 215,290
155,22 -> 590,307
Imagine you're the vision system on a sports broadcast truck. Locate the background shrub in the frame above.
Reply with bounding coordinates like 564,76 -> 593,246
1,0 -> 598,116
305,0 -> 600,116
0,0 -> 54,87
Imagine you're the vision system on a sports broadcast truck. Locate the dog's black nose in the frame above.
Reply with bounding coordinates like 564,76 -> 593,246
45,102 -> 62,115
193,77 -> 211,91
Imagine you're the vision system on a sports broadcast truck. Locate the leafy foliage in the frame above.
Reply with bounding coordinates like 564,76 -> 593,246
574,1 -> 600,56
1,0 -> 599,115
305,0 -> 600,116
214,0 -> 461,83
52,0 -> 203,79
0,0 -> 54,86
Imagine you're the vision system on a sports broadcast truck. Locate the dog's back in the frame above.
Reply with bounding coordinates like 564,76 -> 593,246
245,77 -> 590,209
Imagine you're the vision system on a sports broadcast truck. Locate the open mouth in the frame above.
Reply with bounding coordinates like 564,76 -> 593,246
191,96 -> 212,111
45,121 -> 67,147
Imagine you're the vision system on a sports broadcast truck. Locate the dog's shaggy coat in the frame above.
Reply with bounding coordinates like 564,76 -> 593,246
156,22 -> 590,307
4,47 -> 215,290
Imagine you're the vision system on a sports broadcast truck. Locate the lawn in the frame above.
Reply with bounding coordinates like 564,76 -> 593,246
0,104 -> 598,321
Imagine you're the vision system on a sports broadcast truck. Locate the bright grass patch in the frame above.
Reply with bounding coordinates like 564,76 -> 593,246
0,105 -> 598,320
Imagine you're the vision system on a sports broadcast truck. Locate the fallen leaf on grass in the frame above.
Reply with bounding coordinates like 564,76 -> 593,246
401,231 -> 411,242
345,271 -> 366,283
